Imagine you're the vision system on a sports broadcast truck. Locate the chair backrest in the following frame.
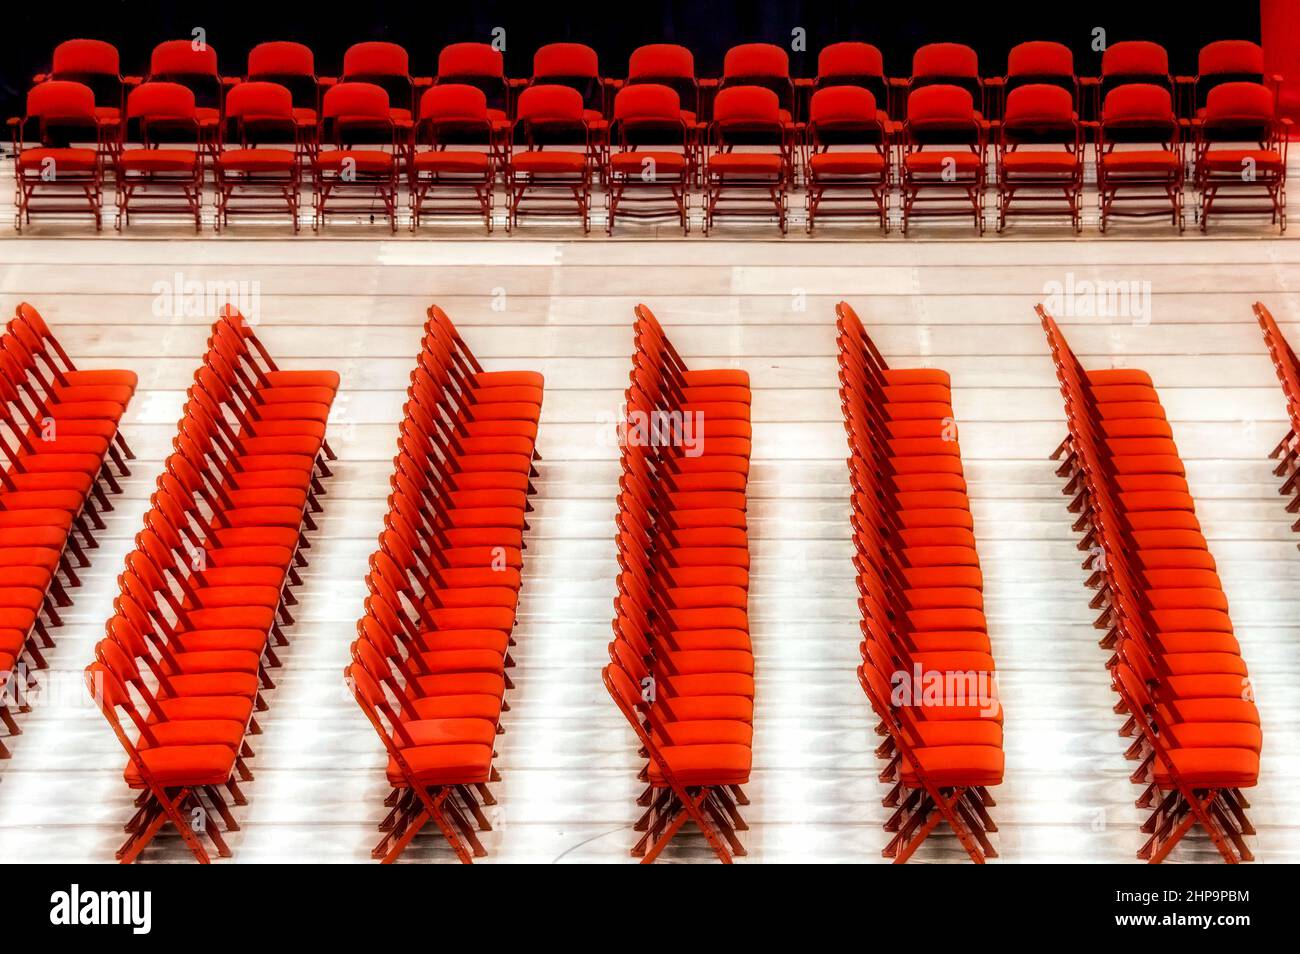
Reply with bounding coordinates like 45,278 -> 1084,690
1002,83 -> 1077,146
320,81 -> 393,145
515,84 -> 587,146
532,43 -> 602,114
125,82 -> 199,145
1100,40 -> 1171,97
906,83 -> 978,143
223,81 -> 296,143
814,41 -> 887,103
712,84 -> 782,144
435,43 -> 508,114
341,41 -> 412,114
1200,81 -> 1276,143
1101,82 -> 1177,143
246,41 -> 317,111
612,83 -> 685,148
1196,40 -> 1264,110
53,38 -> 120,76
343,41 -> 409,78
23,80 -> 98,145
1006,40 -> 1075,94
49,39 -> 123,115
626,43 -> 697,115
148,39 -> 222,112
416,83 -> 492,146
808,85 -> 884,147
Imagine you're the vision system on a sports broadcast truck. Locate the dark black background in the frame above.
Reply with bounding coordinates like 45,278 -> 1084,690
0,0 -> 1261,116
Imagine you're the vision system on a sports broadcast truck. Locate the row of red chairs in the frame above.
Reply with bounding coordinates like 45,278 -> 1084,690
13,76 -> 1288,235
86,307 -> 338,863
22,37 -> 1275,132
346,305 -> 543,863
604,305 -> 754,863
0,304 -> 136,758
1041,309 -> 1261,864
1256,303 -> 1300,517
837,302 -> 1004,863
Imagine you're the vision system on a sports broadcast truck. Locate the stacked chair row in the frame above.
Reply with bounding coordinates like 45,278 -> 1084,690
837,302 -> 1004,863
1256,302 -> 1300,536
0,303 -> 137,758
13,40 -> 1288,235
86,307 -> 338,863
1040,307 -> 1261,864
603,304 -> 754,863
346,305 -> 543,864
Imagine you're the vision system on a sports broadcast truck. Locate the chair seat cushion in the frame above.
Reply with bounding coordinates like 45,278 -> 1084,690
510,151 -> 588,173
1200,148 -> 1284,173
18,147 -> 98,172
118,148 -> 200,172
810,151 -> 887,176
1002,150 -> 1079,173
648,743 -> 752,786
315,149 -> 394,174
900,744 -> 1005,787
1102,149 -> 1180,174
413,150 -> 492,173
219,147 -> 297,172
386,742 -> 494,786
906,151 -> 982,173
1153,748 -> 1259,788
708,152 -> 783,175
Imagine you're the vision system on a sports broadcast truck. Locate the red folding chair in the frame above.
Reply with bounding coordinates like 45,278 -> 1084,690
410,85 -> 497,231
11,81 -> 106,231
506,85 -> 593,232
312,82 -> 399,232
996,84 -> 1083,232
1193,41 -> 1271,117
215,82 -> 302,231
1194,82 -> 1288,232
336,42 -> 417,133
900,84 -> 986,234
1097,84 -> 1184,232
606,84 -> 691,234
805,85 -> 890,233
114,82 -> 205,231
703,86 -> 791,234
1005,41 -> 1079,115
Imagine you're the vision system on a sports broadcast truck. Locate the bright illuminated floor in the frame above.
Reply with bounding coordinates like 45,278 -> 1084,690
0,225 -> 1297,863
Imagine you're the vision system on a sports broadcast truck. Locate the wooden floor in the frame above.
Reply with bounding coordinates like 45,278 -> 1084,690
0,220 -> 1298,863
